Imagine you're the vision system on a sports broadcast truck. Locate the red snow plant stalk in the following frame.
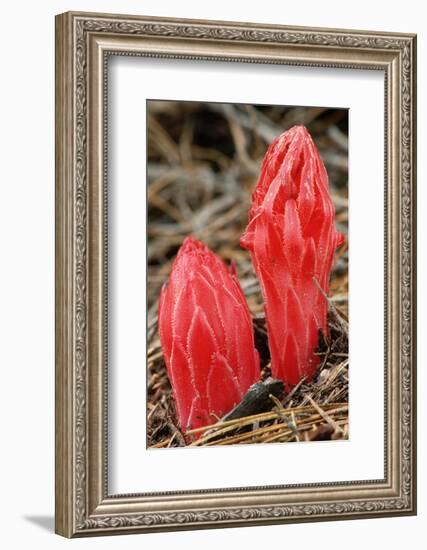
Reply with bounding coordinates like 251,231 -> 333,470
241,125 -> 344,385
158,237 -> 260,432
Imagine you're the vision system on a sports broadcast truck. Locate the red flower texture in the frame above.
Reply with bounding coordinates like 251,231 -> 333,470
241,125 -> 344,385
158,237 -> 260,433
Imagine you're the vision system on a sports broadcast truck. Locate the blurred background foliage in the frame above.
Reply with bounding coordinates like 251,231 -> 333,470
147,101 -> 348,323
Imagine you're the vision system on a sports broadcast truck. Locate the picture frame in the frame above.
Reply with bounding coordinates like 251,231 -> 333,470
55,11 -> 417,537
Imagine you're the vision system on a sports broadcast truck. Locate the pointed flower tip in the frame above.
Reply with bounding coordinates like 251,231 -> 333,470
179,235 -> 208,256
288,124 -> 310,136
273,124 -> 310,149
174,236 -> 219,280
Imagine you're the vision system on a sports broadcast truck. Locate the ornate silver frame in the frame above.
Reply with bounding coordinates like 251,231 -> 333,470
55,11 -> 417,537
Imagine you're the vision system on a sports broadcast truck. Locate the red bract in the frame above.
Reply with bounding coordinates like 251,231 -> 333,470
241,125 -> 344,385
158,237 -> 260,433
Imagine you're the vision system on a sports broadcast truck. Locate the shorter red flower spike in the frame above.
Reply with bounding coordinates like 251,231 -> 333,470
158,237 -> 260,432
241,125 -> 344,385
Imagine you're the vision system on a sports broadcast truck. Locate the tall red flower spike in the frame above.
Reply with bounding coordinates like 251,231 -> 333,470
158,237 -> 260,433
241,125 -> 344,385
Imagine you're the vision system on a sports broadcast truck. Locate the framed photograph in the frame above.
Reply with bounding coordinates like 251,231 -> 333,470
55,11 -> 417,537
